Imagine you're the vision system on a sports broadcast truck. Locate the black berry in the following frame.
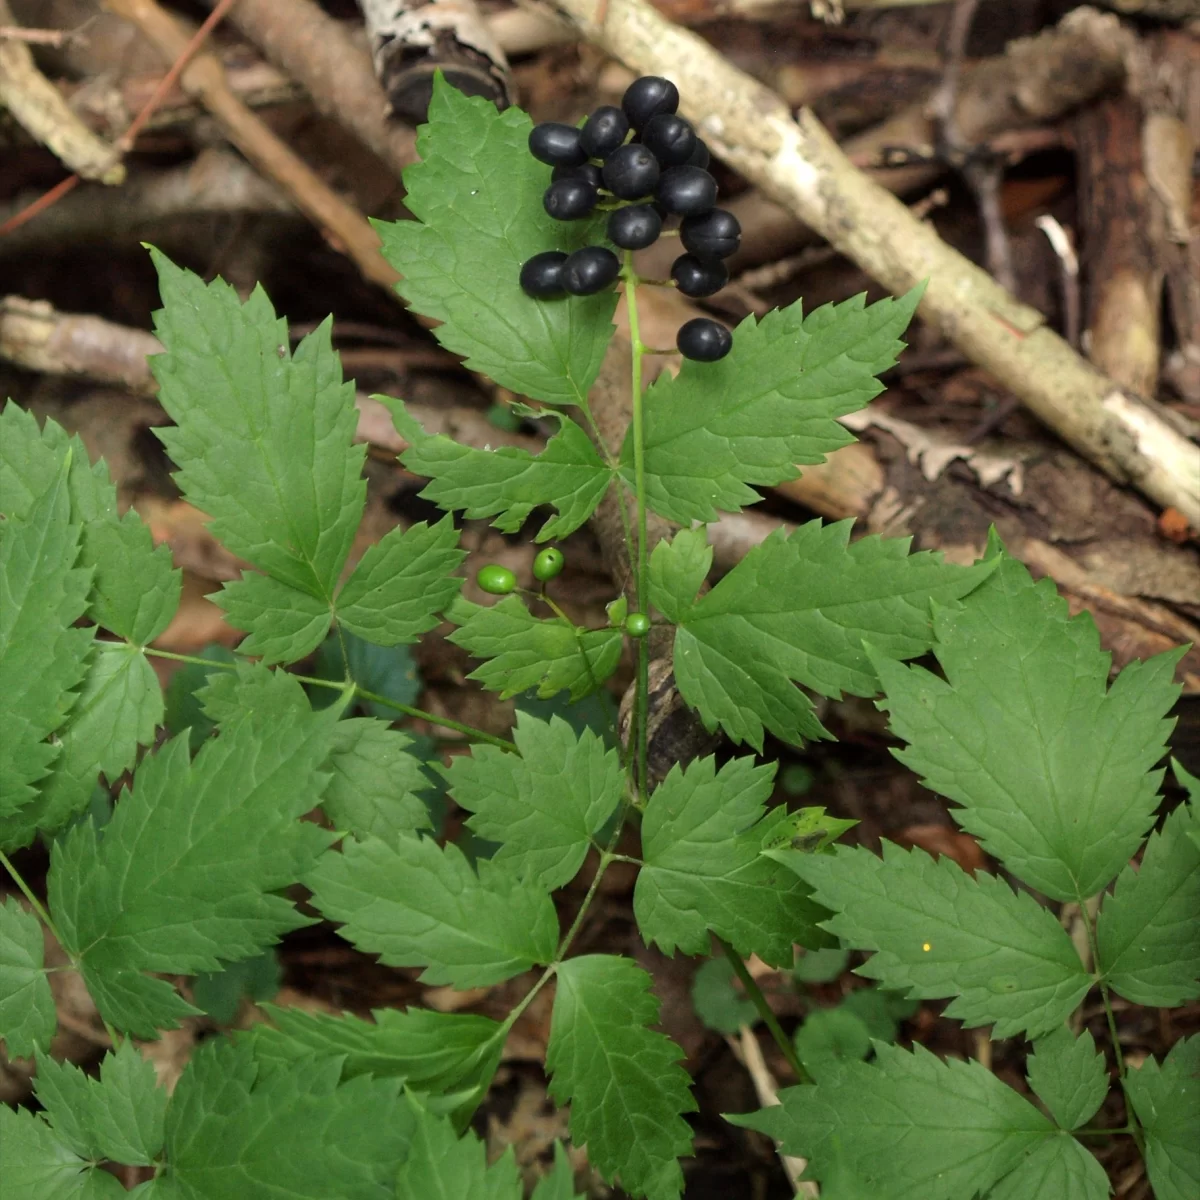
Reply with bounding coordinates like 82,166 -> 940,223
686,139 -> 711,170
580,105 -> 629,159
641,113 -> 696,167
528,122 -> 587,168
656,165 -> 718,216
622,76 -> 679,131
544,177 -> 598,221
677,317 -> 732,362
602,144 -> 661,200
562,246 -> 620,295
552,162 -> 603,189
680,208 -> 741,260
607,204 -> 662,250
671,253 -> 728,297
519,251 -> 568,298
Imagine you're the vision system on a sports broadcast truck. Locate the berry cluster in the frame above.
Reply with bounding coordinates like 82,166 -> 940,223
519,76 -> 740,363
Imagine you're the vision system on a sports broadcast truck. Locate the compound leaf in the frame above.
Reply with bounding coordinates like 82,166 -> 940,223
306,831 -> 559,988
377,78 -> 616,408
395,1105 -> 522,1198
875,550 -> 1182,901
626,289 -> 921,523
445,712 -> 624,890
547,955 -> 695,1200
1096,797 -> 1200,1006
666,521 -> 993,749
730,1041 -> 1053,1200
635,756 -> 829,965
1124,1036 -> 1200,1200
0,1103 -> 124,1200
212,573 -> 331,664
386,397 -> 614,541
779,841 -> 1091,1039
449,595 -> 622,702
985,1137 -> 1109,1200
0,897 -> 55,1058
1024,1027 -> 1108,1131
48,711 -> 336,1037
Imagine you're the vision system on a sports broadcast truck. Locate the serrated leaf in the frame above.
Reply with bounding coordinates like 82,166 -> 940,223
1175,758 -> 1200,803
246,1003 -> 503,1097
0,467 -> 93,823
690,957 -> 758,1034
48,710 -> 335,1036
1124,1035 -> 1200,1200
449,595 -> 623,702
377,79 -> 616,407
0,897 -> 55,1057
445,712 -> 624,890
780,842 -> 1091,1039
547,955 -> 695,1200
648,527 -> 712,624
162,1039 -> 412,1200
1024,1026 -> 1108,1131
306,831 -> 558,988
1096,798 -> 1200,1006
635,756 -> 829,965
875,551 -> 1182,901
311,629 -> 420,718
985,1137 -> 1109,1200
761,806 -> 857,855
395,1104 -> 523,1198
212,572 -> 331,664
335,516 -> 465,645
667,521 -> 993,750
625,289 -> 921,523
163,643 -> 237,750
0,1103 -> 125,1200
34,1040 -> 167,1165
385,396 -> 614,540
729,1041 -> 1053,1199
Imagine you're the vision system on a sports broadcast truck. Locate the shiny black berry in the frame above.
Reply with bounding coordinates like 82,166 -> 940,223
680,208 -> 741,260
544,177 -> 598,221
686,139 -> 711,170
562,246 -> 620,295
677,317 -> 732,362
602,144 -> 660,200
656,165 -> 718,216
607,204 -> 663,250
519,251 -> 569,298
580,105 -> 629,159
622,76 -> 679,131
552,162 -> 603,189
641,113 -> 696,167
671,253 -> 728,297
529,122 -> 587,167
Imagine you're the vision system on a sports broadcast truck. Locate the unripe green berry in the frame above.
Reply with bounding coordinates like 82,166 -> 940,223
624,611 -> 651,638
532,547 -> 565,582
476,564 -> 516,595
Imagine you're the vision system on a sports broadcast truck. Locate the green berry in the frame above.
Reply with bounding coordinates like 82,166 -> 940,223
476,564 -> 516,595
624,611 -> 651,638
532,547 -> 565,582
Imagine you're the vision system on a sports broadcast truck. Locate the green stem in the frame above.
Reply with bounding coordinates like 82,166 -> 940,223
0,850 -> 63,946
719,937 -> 810,1084
622,253 -> 651,802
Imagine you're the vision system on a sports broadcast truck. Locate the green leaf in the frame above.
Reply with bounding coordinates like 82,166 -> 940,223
547,955 -> 695,1200
984,1137 -> 1109,1200
625,289 -> 921,523
311,629 -> 421,717
793,945 -> 850,985
875,551 -> 1182,901
1096,798 -> 1200,1006
33,1040 -> 167,1165
648,527 -> 712,624
376,79 -> 616,407
837,986 -> 915,1043
1024,1027 -> 1107,1131
729,1041 -> 1053,1199
81,511 -> 180,645
306,831 -> 558,987
667,521 -> 993,750
0,467 -> 92,823
162,1038 -> 412,1200
448,595 -> 623,702
334,516 -> 465,646
532,1143 -> 585,1200
1175,758 -> 1200,802
246,1003 -> 503,1097
394,1104 -> 522,1198
793,1007 -> 873,1080
1125,1035 -> 1200,1200
163,644 -> 237,750
690,957 -> 758,1034
212,573 -> 331,664
635,756 -> 829,965
779,842 -> 1091,1039
445,712 -> 624,890
196,658 -> 312,724
0,897 -> 55,1058
192,950 -> 281,1024
761,806 -> 857,855
0,1103 -> 125,1200
385,396 -> 614,541
48,710 -> 335,1036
